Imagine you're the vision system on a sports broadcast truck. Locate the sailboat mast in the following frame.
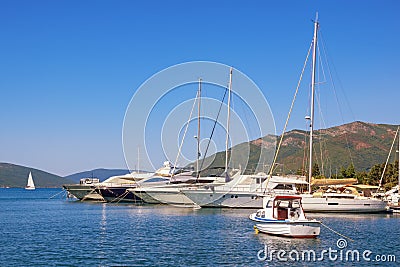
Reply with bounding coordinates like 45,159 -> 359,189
197,78 -> 202,176
225,67 -> 233,181
308,14 -> 319,194
398,129 -> 400,188
137,146 -> 140,173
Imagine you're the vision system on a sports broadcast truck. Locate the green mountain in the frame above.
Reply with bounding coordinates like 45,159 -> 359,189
198,121 -> 399,176
0,163 -> 73,188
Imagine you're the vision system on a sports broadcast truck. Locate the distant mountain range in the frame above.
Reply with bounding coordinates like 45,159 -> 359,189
0,164 -> 132,188
0,163 -> 73,188
1,121 -> 398,187
200,121 -> 399,175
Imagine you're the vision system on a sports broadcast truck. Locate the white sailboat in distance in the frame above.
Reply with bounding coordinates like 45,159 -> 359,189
25,171 -> 36,190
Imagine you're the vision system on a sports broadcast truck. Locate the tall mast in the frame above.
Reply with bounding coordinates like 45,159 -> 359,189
398,128 -> 400,188
197,78 -> 202,176
308,13 -> 319,194
137,146 -> 140,173
225,67 -> 233,182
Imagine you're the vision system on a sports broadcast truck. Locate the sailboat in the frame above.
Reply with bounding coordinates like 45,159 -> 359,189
295,14 -> 387,213
25,171 -> 35,190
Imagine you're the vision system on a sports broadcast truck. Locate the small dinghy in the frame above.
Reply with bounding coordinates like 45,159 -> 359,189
249,195 -> 320,238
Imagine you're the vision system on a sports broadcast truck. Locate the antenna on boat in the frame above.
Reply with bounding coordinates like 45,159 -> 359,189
307,12 -> 319,194
196,78 -> 202,178
137,146 -> 140,173
225,67 -> 233,182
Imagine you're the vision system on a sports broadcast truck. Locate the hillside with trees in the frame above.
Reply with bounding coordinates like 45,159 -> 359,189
197,121 -> 399,188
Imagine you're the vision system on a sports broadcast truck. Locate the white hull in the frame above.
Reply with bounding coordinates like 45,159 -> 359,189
182,190 -> 263,208
146,191 -> 195,207
255,222 -> 320,238
301,194 -> 387,213
132,191 -> 160,204
133,186 -> 198,207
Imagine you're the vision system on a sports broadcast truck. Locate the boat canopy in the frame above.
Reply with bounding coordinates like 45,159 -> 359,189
274,195 -> 302,200
311,178 -> 357,186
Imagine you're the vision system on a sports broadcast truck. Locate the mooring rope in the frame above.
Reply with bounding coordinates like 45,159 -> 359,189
81,188 -> 98,201
49,189 -> 67,199
110,190 -> 130,203
319,221 -> 354,242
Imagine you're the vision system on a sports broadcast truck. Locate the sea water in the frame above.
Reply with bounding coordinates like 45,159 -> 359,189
0,188 -> 398,266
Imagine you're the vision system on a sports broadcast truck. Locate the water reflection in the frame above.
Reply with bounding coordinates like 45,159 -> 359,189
96,203 -> 105,263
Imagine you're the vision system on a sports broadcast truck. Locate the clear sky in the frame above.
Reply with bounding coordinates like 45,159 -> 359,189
0,0 -> 399,176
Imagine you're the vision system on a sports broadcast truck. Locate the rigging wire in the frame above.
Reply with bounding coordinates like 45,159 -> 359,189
319,31 -> 355,167
171,87 -> 199,179
314,46 -> 334,177
377,126 -> 399,191
264,40 -> 313,190
197,87 -> 228,179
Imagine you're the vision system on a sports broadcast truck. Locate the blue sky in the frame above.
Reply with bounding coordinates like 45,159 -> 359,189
0,0 -> 399,175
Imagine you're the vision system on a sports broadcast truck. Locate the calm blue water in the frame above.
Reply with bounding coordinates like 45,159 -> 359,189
0,188 -> 398,266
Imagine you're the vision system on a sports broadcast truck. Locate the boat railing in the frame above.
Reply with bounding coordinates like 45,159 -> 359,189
96,182 -> 138,188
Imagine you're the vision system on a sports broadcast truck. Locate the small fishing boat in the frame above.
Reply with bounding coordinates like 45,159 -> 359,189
25,171 -> 35,190
249,195 -> 320,238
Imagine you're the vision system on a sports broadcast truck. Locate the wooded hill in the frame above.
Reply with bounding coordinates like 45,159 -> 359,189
0,163 -> 73,188
197,121 -> 399,188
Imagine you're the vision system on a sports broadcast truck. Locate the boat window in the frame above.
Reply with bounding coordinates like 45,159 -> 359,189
363,190 -> 372,197
142,177 -> 169,183
276,200 -> 289,208
343,189 -> 354,194
292,200 -> 300,209
274,184 -> 293,190
290,208 -> 300,220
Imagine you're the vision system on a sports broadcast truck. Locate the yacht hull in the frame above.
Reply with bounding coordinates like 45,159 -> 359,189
96,187 -> 142,203
133,187 -> 198,207
301,195 -> 387,213
132,191 -> 160,204
62,184 -> 104,201
182,189 -> 263,208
